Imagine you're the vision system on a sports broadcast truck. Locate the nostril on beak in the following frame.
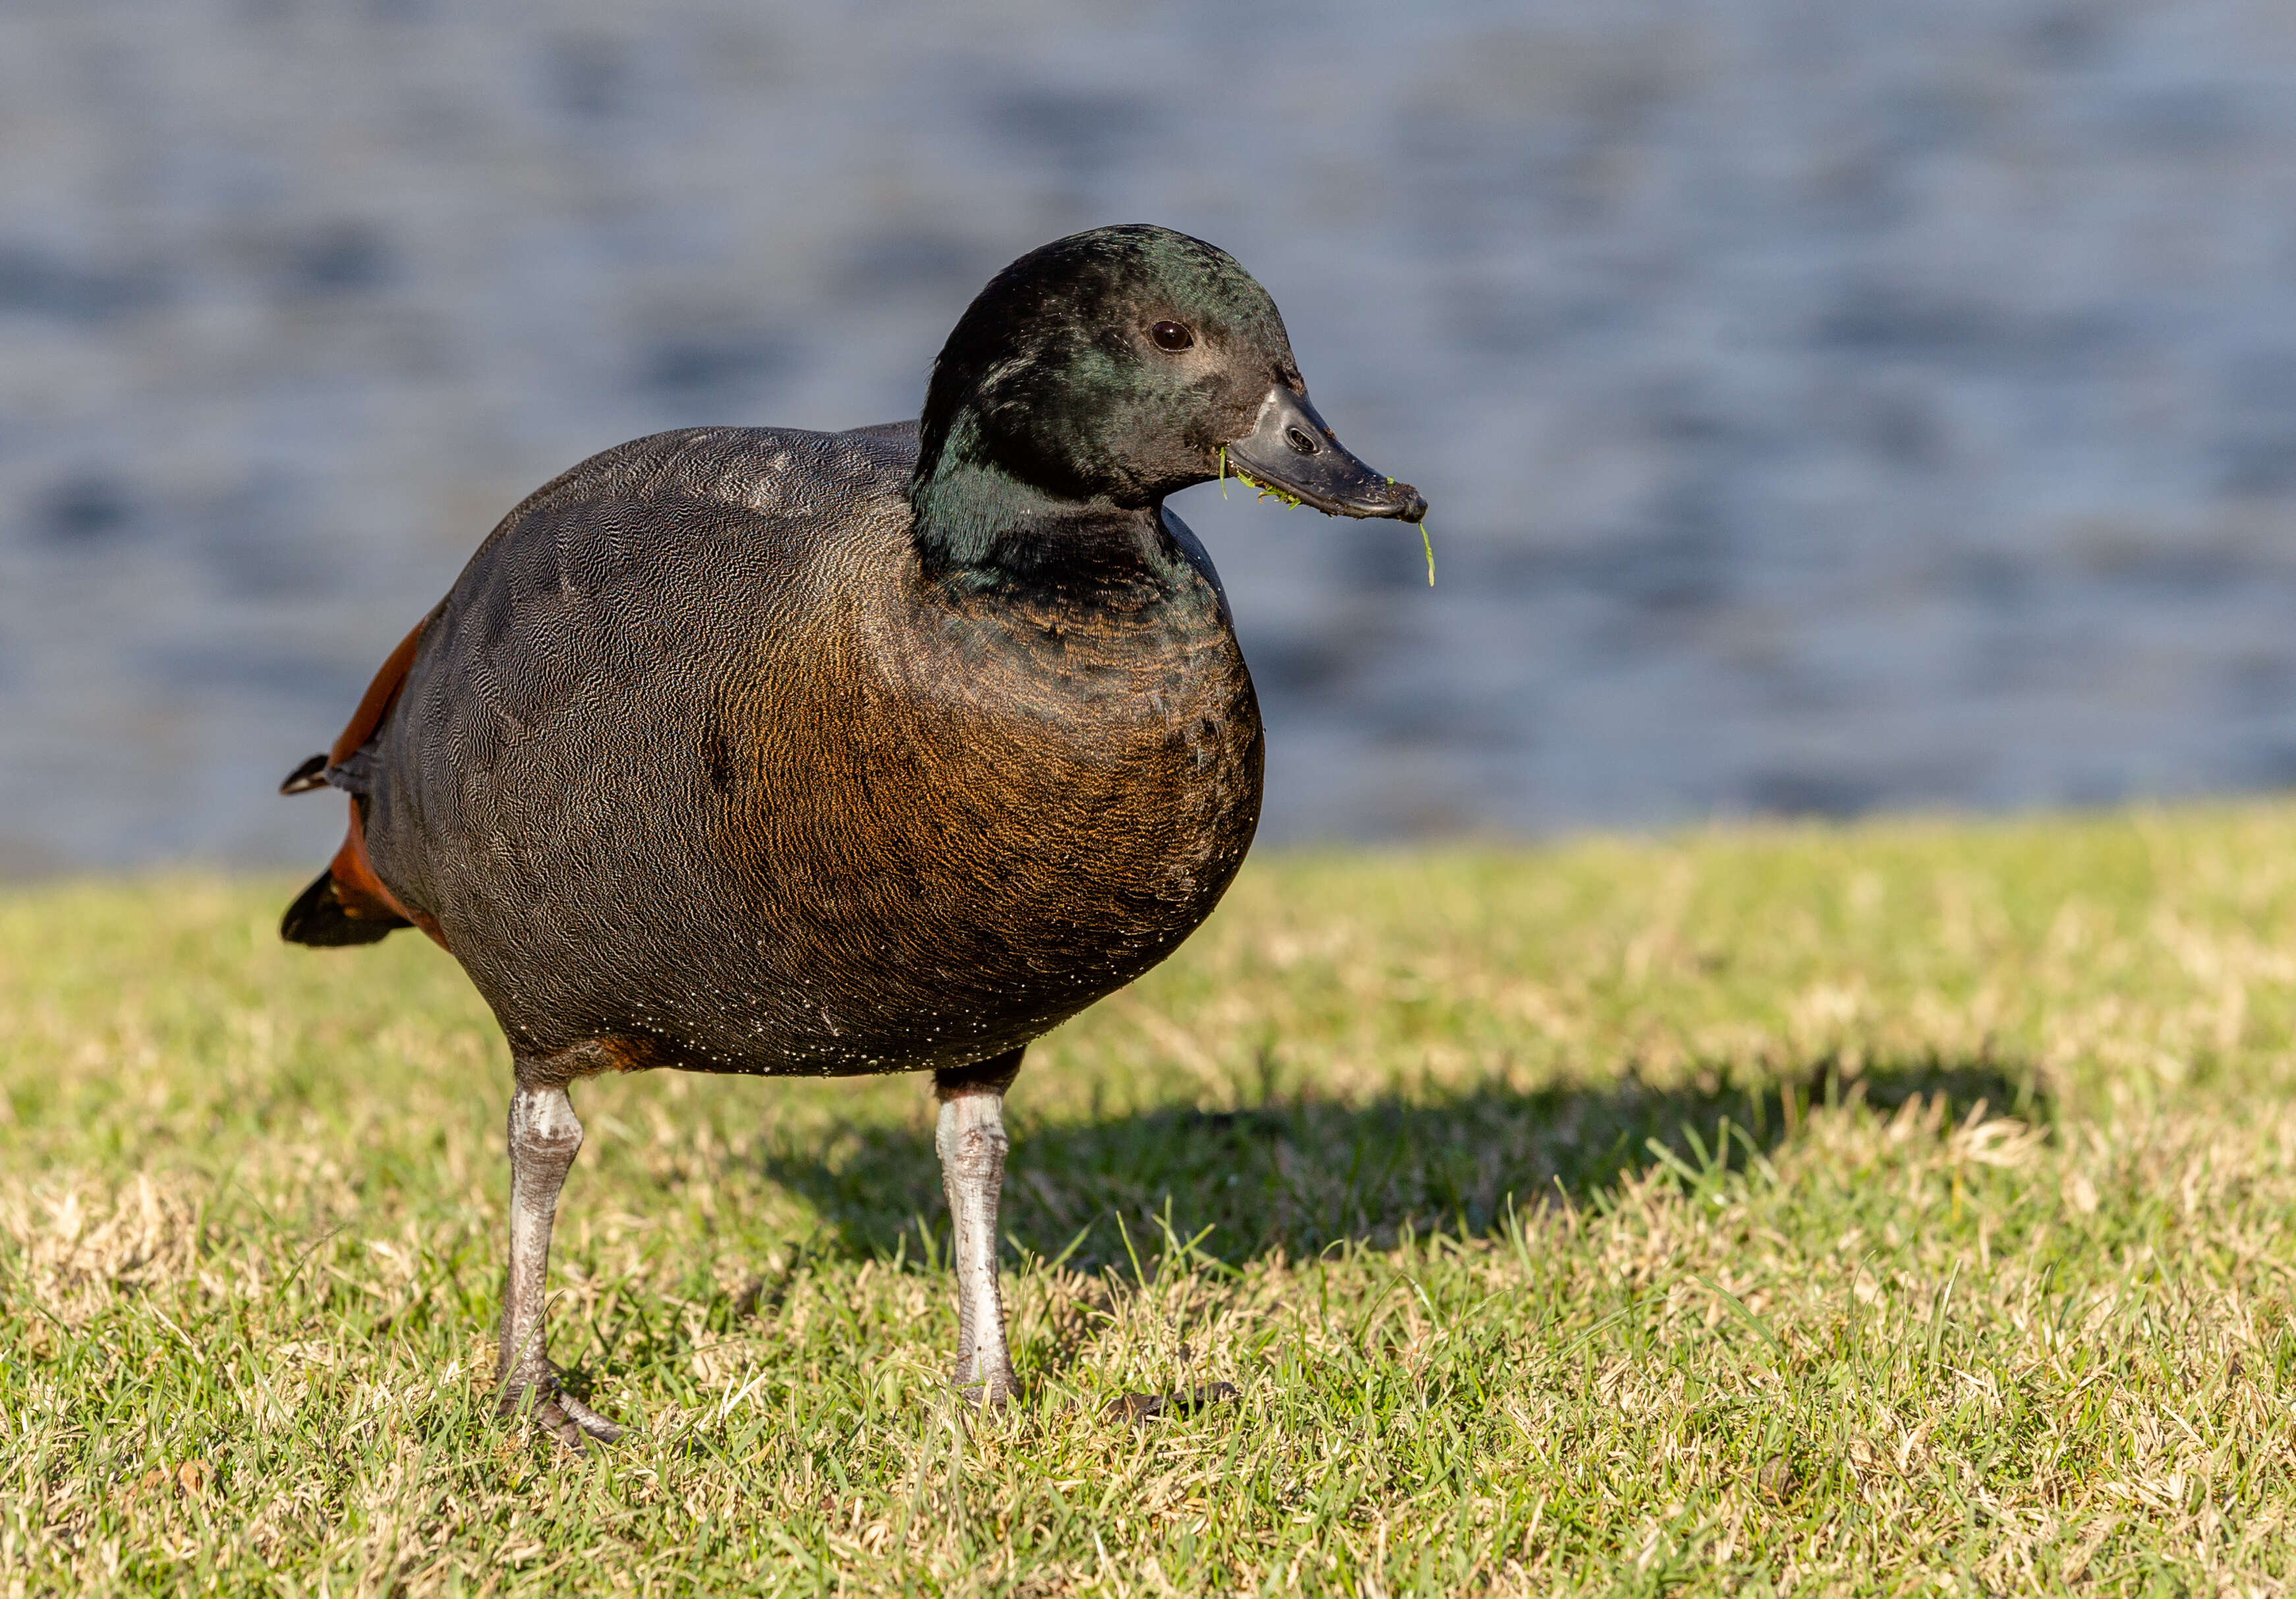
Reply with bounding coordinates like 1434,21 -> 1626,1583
1283,425 -> 1318,455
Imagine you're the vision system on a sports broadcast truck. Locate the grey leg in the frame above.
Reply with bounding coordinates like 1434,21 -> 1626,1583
498,1081 -> 623,1448
934,1050 -> 1022,1404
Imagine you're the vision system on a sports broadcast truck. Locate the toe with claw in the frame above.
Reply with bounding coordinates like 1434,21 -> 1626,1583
500,1366 -> 625,1451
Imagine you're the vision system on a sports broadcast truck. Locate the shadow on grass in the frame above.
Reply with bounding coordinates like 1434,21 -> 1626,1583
762,1055 -> 2046,1274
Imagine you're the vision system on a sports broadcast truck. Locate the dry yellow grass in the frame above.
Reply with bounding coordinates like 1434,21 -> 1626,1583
4,805 -> 2296,1593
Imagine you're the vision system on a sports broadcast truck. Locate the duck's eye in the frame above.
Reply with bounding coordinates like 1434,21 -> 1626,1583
1150,321 -> 1193,353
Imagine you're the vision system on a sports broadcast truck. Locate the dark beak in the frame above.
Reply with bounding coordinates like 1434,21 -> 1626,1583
1222,386 -> 1427,522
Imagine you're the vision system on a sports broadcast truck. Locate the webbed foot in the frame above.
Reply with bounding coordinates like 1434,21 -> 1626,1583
500,1367 -> 625,1451
954,1362 -> 1020,1409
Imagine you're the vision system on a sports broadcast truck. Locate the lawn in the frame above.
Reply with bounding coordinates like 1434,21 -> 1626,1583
3,805 -> 2295,1594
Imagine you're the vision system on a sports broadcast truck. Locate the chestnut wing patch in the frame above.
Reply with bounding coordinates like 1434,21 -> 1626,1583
331,614 -> 433,767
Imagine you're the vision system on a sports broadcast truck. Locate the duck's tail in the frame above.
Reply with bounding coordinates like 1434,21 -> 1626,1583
277,611 -> 444,951
281,864 -> 403,946
277,751 -> 419,948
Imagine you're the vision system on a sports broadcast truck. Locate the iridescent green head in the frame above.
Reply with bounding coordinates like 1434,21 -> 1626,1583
913,225 -> 1425,538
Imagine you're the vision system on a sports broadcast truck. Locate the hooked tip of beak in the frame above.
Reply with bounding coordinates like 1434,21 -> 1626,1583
1385,483 -> 1430,523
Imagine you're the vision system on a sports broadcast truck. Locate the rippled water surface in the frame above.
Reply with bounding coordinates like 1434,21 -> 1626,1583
5,0 -> 2296,871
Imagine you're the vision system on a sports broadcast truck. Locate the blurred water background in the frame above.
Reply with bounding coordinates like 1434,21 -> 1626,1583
5,0 -> 2296,873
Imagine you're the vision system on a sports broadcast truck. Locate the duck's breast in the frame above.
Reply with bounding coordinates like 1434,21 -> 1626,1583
705,516 -> 1262,1070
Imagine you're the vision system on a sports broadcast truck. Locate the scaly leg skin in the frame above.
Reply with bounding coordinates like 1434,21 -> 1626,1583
498,1081 -> 623,1449
934,1049 -> 1023,1405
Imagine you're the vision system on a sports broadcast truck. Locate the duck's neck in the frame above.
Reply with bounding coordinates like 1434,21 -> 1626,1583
910,451 -> 1169,602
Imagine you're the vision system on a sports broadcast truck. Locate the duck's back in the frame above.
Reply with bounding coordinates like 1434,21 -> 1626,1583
359,424 -> 1263,1077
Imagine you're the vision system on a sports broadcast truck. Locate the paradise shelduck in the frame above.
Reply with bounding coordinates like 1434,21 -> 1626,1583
280,223 -> 1426,1447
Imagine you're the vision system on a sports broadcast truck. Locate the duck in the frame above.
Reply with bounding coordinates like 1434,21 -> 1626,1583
279,223 -> 1427,1448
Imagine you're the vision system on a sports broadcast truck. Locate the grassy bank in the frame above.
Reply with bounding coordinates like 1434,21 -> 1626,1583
4,805 -> 2296,1594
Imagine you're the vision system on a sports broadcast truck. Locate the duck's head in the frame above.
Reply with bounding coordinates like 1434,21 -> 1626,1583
913,225 -> 1426,540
